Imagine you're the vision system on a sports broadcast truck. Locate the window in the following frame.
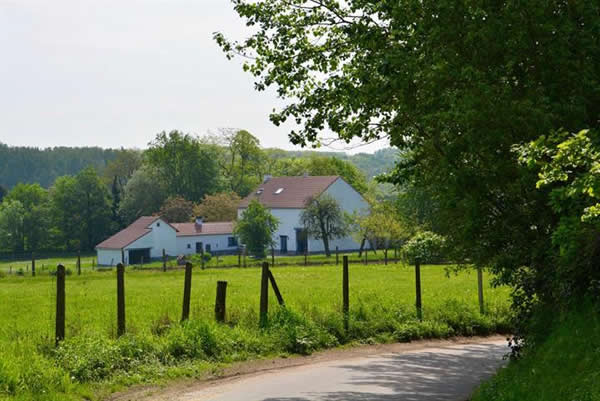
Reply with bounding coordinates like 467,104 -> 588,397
156,222 -> 160,227
187,244 -> 191,249
228,237 -> 238,247
274,188 -> 284,194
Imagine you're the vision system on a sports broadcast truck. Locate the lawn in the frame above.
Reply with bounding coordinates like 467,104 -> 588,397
0,261 -> 511,401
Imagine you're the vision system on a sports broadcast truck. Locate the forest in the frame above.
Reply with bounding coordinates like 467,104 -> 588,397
0,130 -> 400,254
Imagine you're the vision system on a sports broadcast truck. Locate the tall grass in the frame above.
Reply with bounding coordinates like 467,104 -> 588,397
0,263 -> 510,401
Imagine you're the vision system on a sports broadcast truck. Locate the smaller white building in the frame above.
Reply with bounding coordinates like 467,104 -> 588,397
95,216 -> 237,266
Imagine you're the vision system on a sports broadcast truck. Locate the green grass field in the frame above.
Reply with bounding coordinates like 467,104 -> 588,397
0,261 -> 511,401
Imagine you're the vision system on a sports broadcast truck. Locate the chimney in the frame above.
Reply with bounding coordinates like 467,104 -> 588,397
303,171 -> 309,178
263,174 -> 272,183
195,216 -> 203,229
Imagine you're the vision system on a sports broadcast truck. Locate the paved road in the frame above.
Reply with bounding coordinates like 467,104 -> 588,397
180,340 -> 508,401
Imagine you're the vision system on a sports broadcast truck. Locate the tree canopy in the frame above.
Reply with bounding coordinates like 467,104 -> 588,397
300,194 -> 349,256
216,0 -> 600,316
234,200 -> 279,258
193,192 -> 241,222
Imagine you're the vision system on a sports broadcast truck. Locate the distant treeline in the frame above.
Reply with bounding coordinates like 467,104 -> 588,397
0,143 -> 120,189
0,142 -> 397,190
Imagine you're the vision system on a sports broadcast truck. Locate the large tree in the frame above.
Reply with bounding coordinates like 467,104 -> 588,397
4,183 -> 50,252
146,131 -> 221,202
193,192 -> 241,222
300,194 -> 348,257
119,166 -> 168,225
216,129 -> 265,197
234,200 -> 279,258
0,200 -> 25,253
159,197 -> 195,223
50,167 -> 112,250
216,1 -> 600,313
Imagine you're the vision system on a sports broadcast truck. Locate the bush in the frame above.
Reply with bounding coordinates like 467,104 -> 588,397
165,320 -> 219,360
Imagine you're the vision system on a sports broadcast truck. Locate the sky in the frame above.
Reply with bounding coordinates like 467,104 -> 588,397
0,0 -> 388,154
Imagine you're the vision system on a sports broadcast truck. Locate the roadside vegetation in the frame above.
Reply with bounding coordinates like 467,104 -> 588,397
0,262 -> 509,401
472,304 -> 600,401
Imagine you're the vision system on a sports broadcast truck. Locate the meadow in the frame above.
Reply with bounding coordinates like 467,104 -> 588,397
0,259 -> 511,401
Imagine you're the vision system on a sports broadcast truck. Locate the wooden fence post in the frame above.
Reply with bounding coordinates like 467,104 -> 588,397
55,264 -> 66,346
304,248 -> 308,266
238,248 -> 242,268
477,266 -> 485,314
77,250 -> 81,275
162,249 -> 167,272
394,247 -> 398,263
415,260 -> 422,320
201,244 -> 205,270
260,262 -> 269,327
141,256 -> 144,269
364,248 -> 368,265
215,281 -> 227,322
117,263 -> 126,336
271,247 -> 275,267
336,246 -> 339,265
181,262 -> 193,322
343,255 -> 349,332
268,270 -> 285,306
31,252 -> 35,277
243,247 -> 247,268
384,248 -> 388,265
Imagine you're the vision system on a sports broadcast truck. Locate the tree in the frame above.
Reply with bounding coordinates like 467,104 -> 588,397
300,194 -> 348,257
216,129 -> 265,197
402,231 -> 446,266
102,149 -> 142,188
110,176 -> 123,230
145,131 -> 221,202
159,197 -> 195,223
0,184 -> 6,202
216,0 -> 600,318
356,202 -> 410,253
0,200 -> 25,252
193,192 -> 241,222
50,167 -> 111,250
119,166 -> 168,225
4,183 -> 50,252
234,200 -> 279,258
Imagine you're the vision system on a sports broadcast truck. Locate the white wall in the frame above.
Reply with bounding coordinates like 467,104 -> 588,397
237,178 -> 370,254
97,249 -> 123,266
175,234 -> 238,255
148,219 -> 177,257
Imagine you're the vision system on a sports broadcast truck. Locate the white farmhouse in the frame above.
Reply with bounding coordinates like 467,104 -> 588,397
238,175 -> 369,254
95,216 -> 237,266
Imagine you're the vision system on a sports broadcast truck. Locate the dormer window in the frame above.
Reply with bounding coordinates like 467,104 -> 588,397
256,188 -> 264,195
274,188 -> 284,194
156,222 -> 160,227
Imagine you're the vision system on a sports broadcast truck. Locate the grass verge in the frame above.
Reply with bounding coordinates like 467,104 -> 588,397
471,303 -> 600,401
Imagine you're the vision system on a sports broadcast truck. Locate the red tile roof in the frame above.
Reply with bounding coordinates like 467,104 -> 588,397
238,176 -> 340,209
96,216 -> 159,250
173,222 -> 234,236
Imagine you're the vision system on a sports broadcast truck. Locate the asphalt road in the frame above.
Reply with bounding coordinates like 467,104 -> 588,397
179,340 -> 508,401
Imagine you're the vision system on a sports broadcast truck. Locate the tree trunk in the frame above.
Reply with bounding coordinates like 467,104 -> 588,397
358,237 -> 366,257
322,235 -> 331,257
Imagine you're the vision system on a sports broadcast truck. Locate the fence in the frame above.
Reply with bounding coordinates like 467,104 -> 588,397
50,257 -> 487,346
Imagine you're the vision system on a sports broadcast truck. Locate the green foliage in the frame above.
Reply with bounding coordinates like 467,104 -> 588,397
0,200 -> 25,253
146,131 -> 221,202
216,0 -> 600,337
158,196 -> 195,223
402,231 -> 445,265
193,192 -> 241,222
119,166 -> 168,225
234,200 -> 279,258
353,202 -> 410,251
2,183 -> 50,252
300,194 -> 349,256
472,304 -> 600,401
49,167 -> 112,251
215,129 -> 265,197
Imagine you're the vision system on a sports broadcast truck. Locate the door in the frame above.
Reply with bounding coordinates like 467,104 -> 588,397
280,235 -> 288,254
196,242 -> 203,254
205,244 -> 212,253
295,229 -> 307,254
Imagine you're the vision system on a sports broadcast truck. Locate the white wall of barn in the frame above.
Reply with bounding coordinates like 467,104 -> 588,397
175,234 -> 238,255
148,219 -> 177,257
96,249 -> 123,266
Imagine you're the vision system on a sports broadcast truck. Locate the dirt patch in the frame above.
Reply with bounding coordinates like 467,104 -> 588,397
108,335 -> 508,401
